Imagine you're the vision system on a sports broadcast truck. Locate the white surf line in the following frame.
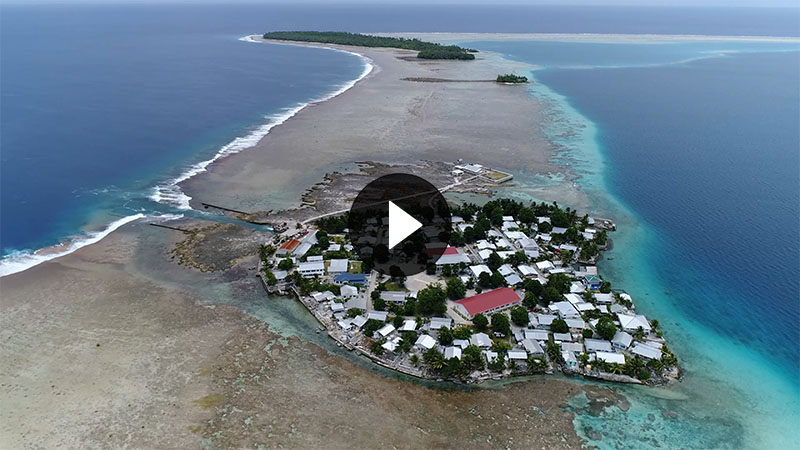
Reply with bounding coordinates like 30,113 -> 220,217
150,35 -> 375,211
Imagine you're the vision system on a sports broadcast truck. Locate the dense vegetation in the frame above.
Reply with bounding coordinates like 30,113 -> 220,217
496,74 -> 528,83
263,31 -> 476,60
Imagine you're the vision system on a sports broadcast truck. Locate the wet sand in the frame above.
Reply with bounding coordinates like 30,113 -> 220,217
0,221 -> 591,449
180,40 -> 570,214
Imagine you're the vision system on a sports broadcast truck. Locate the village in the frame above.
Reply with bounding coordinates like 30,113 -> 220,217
257,165 -> 679,385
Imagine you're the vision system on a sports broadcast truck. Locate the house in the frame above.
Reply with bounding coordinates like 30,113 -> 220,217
444,346 -> 462,360
457,223 -> 473,234
312,291 -> 335,302
495,238 -> 512,249
435,247 -> 471,266
470,332 -> 492,348
524,329 -> 549,341
561,342 -> 584,354
345,295 -> 367,310
377,323 -> 396,338
562,351 -> 578,367
537,233 -> 552,243
522,339 -> 544,355
535,261 -> 555,272
575,302 -> 596,312
415,334 -> 436,350
553,332 -> 572,342
537,314 -> 557,327
504,273 -> 523,286
517,264 -> 536,277
584,339 -> 613,353
367,311 -> 388,322
298,261 -> 325,278
570,281 -> 586,293
333,273 -> 367,285
585,275 -> 602,290
330,302 -> 345,313
563,293 -> 583,305
351,315 -> 367,329
477,249 -> 493,261
485,350 -> 499,363
505,231 -> 527,241
326,243 -> 342,252
476,240 -> 496,250
456,163 -> 484,174
593,293 -> 614,304
455,287 -> 521,319
399,319 -> 417,332
469,264 -> 492,280
496,251 -> 514,259
340,285 -> 358,298
565,318 -> 587,329
502,215 -> 515,222
551,301 -> 580,318
429,317 -> 453,330
551,226 -> 568,235
618,314 -> 652,333
292,230 -> 318,258
497,264 -> 515,277
380,291 -> 407,305
382,339 -> 398,352
595,351 -> 626,365
272,270 -> 288,281
631,343 -> 662,360
559,244 -> 578,253
611,331 -> 633,350
307,255 -> 324,262
327,258 -> 349,274
453,339 -> 470,349
537,216 -> 551,224
507,350 -> 528,360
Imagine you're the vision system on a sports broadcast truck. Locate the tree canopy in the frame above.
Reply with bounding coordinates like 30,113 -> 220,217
263,31 -> 476,60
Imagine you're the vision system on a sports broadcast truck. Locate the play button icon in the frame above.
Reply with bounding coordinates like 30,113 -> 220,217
388,201 -> 422,249
348,173 -> 452,277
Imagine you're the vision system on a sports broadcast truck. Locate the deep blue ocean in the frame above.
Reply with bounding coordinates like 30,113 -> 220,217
1,4 -> 799,448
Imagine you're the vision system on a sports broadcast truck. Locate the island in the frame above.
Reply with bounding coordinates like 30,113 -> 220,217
496,74 -> 529,83
262,31 -> 477,60
256,163 -> 679,386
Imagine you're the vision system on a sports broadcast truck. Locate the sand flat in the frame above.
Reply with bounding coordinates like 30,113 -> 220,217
181,40 -> 557,213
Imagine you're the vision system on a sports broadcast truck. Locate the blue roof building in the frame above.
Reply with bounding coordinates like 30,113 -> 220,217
333,273 -> 368,285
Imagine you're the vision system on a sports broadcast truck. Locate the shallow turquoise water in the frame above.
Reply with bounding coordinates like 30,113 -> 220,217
461,39 -> 800,449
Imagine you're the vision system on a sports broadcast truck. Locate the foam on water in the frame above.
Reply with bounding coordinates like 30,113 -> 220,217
150,36 -> 374,210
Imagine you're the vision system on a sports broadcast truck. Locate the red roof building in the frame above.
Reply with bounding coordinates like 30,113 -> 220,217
455,287 -> 521,319
276,239 -> 301,255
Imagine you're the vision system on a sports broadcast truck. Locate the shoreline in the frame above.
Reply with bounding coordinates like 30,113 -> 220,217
0,36 -> 375,279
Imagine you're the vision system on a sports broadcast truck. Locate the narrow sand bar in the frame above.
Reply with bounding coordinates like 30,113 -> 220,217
180,38 -> 574,213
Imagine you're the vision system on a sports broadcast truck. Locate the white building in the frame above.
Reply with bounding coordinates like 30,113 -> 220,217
611,331 -> 633,350
470,332 -> 492,348
340,285 -> 358,298
298,260 -> 325,278
596,351 -> 625,365
618,314 -> 652,333
444,346 -> 462,360
327,258 -> 349,274
584,338 -> 613,353
377,323 -> 396,338
415,334 -> 436,350
429,317 -> 452,330
631,342 -> 662,360
469,264 -> 492,280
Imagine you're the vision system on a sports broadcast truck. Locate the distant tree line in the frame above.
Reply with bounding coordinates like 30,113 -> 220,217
263,31 -> 476,60
496,74 -> 528,83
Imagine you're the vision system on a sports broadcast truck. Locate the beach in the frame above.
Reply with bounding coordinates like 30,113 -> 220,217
180,38 -> 590,214
0,40 -> 602,448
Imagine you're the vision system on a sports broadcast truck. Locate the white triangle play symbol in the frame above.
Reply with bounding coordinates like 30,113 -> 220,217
388,201 -> 423,250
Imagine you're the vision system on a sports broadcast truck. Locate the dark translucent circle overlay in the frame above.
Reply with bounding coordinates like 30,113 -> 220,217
348,173 -> 452,277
